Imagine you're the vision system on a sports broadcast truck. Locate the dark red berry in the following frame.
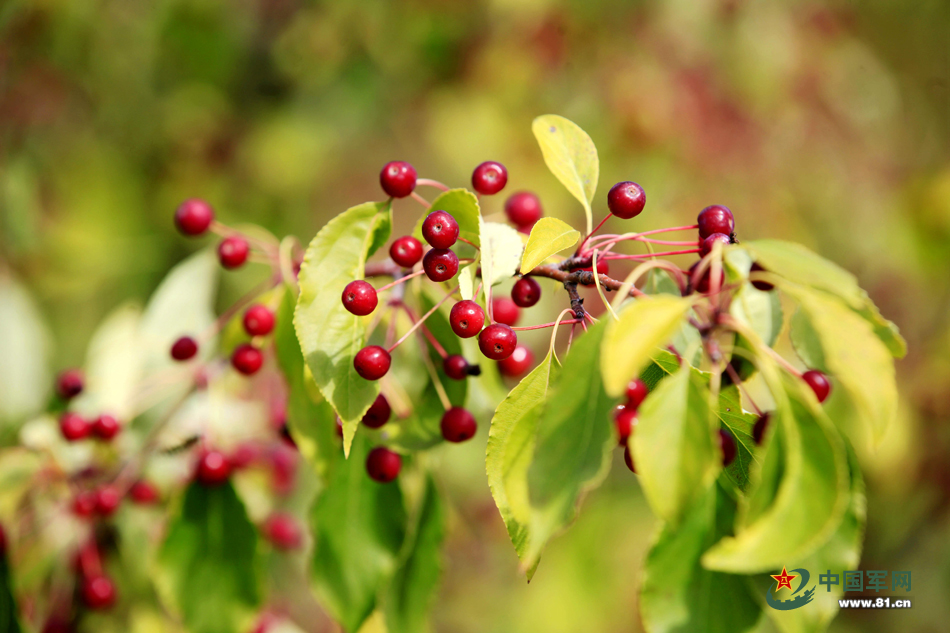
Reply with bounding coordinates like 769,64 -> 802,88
697,205 -> 735,239
625,378 -> 649,409
421,210 -> 459,249
380,161 -> 417,198
335,418 -> 344,438
750,262 -> 774,291
440,407 -> 477,443
687,261 -> 725,294
354,346 -> 391,381
700,233 -> 731,257
129,481 -> 159,504
607,181 -> 646,219
614,408 -> 637,446
752,413 -> 771,445
341,280 -> 378,316
73,491 -> 98,517
390,236 -> 424,268
497,345 -> 533,378
802,370 -> 831,403
218,236 -> 249,269
623,445 -> 636,473
511,277 -> 541,308
92,414 -> 120,441
0,524 -> 6,558
366,447 -> 401,483
171,336 -> 198,361
263,513 -> 302,550
719,429 -> 737,466
94,486 -> 122,516
478,323 -> 517,360
471,161 -> 508,195
362,394 -> 391,429
196,450 -> 231,486
174,199 -> 214,236
56,369 -> 84,399
449,300 -> 485,338
243,304 -> 275,336
443,355 -> 470,380
82,575 -> 116,610
504,192 -> 543,228
231,343 -> 264,375
60,413 -> 91,442
422,248 -> 459,282
492,297 -> 520,326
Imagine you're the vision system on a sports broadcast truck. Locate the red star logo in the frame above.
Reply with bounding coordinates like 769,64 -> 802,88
771,566 -> 797,591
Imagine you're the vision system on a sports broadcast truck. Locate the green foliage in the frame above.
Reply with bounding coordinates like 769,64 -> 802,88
478,220 -> 523,291
0,274 -> 50,426
413,189 -> 481,248
520,217 -> 580,273
532,114 -> 599,234
0,556 -> 21,633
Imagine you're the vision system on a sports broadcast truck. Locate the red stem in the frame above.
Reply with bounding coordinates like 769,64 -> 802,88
576,213 -> 612,255
511,319 -> 583,331
416,178 -> 450,192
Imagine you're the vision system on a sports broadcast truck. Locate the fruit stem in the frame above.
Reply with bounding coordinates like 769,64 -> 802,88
376,268 -> 426,292
576,213 -> 612,255
400,304 -> 449,358
602,248 -> 702,259
387,286 -> 458,353
410,191 -> 432,208
416,178 -> 450,192
725,361 -> 763,416
511,319 -> 583,331
457,237 -> 479,250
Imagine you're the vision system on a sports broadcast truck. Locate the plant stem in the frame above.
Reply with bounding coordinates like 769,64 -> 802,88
411,191 -> 431,208
388,286 -> 458,353
511,319 -> 582,331
416,178 -> 450,192
576,213 -> 612,255
377,268 -> 426,292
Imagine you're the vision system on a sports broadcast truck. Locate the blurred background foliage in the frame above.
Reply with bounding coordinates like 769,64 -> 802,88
1,0 -> 949,631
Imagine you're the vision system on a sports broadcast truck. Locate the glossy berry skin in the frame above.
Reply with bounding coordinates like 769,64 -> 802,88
440,407 -> 477,443
511,277 -> 541,308
379,161 -> 417,198
362,394 -> 391,429
263,513 -> 302,550
478,323 -> 517,360
471,161 -> 508,195
243,304 -> 275,336
73,491 -> 98,517
700,233 -> 731,257
623,445 -> 636,473
82,575 -> 117,610
749,262 -> 774,291
504,192 -> 543,228
196,450 -> 231,486
802,370 -> 831,403
129,481 -> 159,504
354,346 -> 391,381
752,412 -> 771,445
697,205 -> 735,239
92,414 -> 120,441
95,486 -> 122,516
607,181 -> 646,219
614,408 -> 637,446
232,344 -> 264,375
60,412 -> 91,442
449,300 -> 485,338
170,336 -> 198,361
366,447 -> 402,483
492,297 -> 520,326
719,429 -> 737,466
421,210 -> 459,249
341,280 -> 378,316
174,199 -> 214,236
218,236 -> 249,269
443,355 -> 470,380
390,236 -> 423,268
56,369 -> 84,399
422,249 -> 459,282
625,378 -> 649,409
497,345 -> 533,378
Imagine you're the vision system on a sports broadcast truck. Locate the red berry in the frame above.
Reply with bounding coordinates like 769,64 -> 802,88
719,429 -> 737,466
511,277 -> 541,308
60,412 -> 91,442
0,524 -> 6,557
802,370 -> 831,403
174,199 -> 214,236
497,345 -> 533,378
749,262 -> 774,291
170,336 -> 198,361
354,346 -> 391,381
687,261 -> 725,294
366,447 -> 401,483
263,513 -> 302,550
607,181 -> 646,219
504,192 -> 543,228
623,445 -> 636,473
196,450 -> 231,486
91,414 -> 120,441
443,355 -> 470,380
341,280 -> 378,316
422,248 -> 459,282
440,407 -> 477,443
73,491 -> 98,517
700,233 -> 731,257
421,210 -> 460,249
231,343 -> 264,375
492,297 -> 520,326
625,378 -> 649,409
56,369 -> 84,399
390,236 -> 423,268
94,486 -> 122,516
614,408 -> 637,446
243,304 -> 275,336
82,575 -> 116,610
478,323 -> 517,360
362,394 -> 392,429
752,413 -> 771,445
472,161 -> 508,195
380,161 -> 417,198
449,300 -> 485,338
218,236 -> 249,269
697,205 -> 735,239
129,481 -> 159,504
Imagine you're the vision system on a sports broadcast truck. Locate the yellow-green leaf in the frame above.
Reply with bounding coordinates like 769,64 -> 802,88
520,217 -> 581,273
479,220 -> 523,290
532,115 -> 599,234
411,188 -> 481,247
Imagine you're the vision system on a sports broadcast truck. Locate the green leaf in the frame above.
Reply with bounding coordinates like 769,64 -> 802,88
520,217 -> 580,273
0,273 -> 50,425
311,433 -> 406,633
295,201 -> 393,456
158,481 -> 260,633
632,366 -> 719,524
855,300 -> 906,359
525,322 -> 614,574
600,296 -> 694,397
412,189 -> 481,248
789,307 -> 826,371
730,283 -> 783,347
0,556 -> 21,633
479,220 -> 524,290
384,475 -> 445,633
486,351 -> 556,571
717,386 -> 758,492
532,115 -> 599,233
458,261 -> 478,301
640,484 -> 761,633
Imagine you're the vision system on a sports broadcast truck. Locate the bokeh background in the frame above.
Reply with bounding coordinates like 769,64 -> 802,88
2,0 -> 949,631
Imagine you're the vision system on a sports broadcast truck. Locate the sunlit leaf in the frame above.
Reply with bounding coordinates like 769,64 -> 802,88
855,300 -> 906,359
532,115 -> 599,233
0,274 -> 51,425
520,217 -> 580,273
412,189 -> 481,248
458,261 -> 478,301
479,220 -> 523,290
730,283 -> 783,347
717,386 -> 758,492
789,308 -> 826,371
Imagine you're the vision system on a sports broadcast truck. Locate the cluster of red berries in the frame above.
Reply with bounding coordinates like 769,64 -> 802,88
54,371 -> 121,443
174,199 -> 251,270
613,378 -> 649,473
